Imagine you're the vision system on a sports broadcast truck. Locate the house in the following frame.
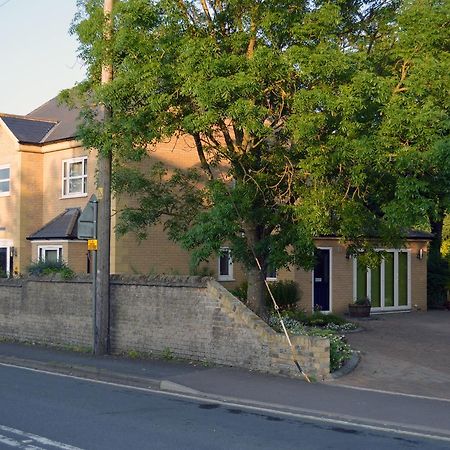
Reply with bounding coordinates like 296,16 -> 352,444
0,97 -> 432,314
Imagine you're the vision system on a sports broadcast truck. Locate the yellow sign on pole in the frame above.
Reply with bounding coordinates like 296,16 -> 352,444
88,239 -> 98,251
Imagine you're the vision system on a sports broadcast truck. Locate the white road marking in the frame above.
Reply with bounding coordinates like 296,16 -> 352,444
328,382 -> 450,403
1,361 -> 450,444
0,425 -> 82,450
0,434 -> 22,447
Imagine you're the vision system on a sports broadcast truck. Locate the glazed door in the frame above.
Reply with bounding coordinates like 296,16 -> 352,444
313,249 -> 330,312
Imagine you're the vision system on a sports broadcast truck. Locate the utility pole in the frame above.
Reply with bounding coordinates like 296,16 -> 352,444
95,0 -> 115,355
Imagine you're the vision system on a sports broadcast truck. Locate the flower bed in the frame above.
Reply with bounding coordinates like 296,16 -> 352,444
269,312 -> 354,372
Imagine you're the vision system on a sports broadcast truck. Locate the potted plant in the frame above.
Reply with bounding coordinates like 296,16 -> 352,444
348,297 -> 371,318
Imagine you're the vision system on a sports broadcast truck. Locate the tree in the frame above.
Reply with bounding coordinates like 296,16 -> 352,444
70,0 -> 446,318
372,0 -> 450,306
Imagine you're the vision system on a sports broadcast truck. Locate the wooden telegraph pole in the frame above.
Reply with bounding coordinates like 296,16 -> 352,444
95,0 -> 115,355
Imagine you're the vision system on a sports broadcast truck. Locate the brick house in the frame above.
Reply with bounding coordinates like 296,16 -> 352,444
0,98 -> 432,314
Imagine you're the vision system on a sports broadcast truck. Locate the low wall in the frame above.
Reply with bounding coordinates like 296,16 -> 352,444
0,276 -> 330,379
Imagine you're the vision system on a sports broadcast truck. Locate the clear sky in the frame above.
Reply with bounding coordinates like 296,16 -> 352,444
0,0 -> 85,115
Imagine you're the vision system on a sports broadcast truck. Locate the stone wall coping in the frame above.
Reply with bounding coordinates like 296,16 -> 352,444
0,274 -> 209,288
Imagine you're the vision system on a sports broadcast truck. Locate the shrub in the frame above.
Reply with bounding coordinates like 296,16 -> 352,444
269,311 -> 354,372
229,281 -> 248,302
27,260 -> 75,279
266,280 -> 300,310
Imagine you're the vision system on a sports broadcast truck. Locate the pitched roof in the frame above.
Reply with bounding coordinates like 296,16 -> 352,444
0,115 -> 56,143
27,208 -> 81,241
0,96 -> 81,144
27,96 -> 81,142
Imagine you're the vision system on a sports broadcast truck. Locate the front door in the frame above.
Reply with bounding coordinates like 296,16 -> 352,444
313,249 -> 331,312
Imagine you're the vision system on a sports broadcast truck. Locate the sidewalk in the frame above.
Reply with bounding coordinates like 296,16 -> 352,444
1,341 -> 450,441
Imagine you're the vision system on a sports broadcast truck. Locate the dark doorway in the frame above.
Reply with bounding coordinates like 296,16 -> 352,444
0,248 -> 8,277
313,249 -> 330,312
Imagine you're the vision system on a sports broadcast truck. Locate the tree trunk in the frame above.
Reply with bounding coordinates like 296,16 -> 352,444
246,266 -> 267,320
242,223 -> 268,320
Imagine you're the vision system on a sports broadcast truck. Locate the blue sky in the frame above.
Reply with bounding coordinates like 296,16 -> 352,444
0,0 -> 85,115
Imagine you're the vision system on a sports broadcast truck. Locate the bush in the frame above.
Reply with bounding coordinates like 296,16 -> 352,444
269,312 -> 353,372
27,260 -> 75,279
229,281 -> 248,302
302,312 -> 348,327
266,280 -> 300,310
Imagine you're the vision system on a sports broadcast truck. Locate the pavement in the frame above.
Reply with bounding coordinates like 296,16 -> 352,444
332,310 -> 450,400
1,311 -> 450,443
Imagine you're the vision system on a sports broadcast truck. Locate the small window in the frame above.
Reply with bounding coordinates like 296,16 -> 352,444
266,266 -> 277,281
218,247 -> 233,281
0,165 -> 10,196
62,157 -> 87,197
38,246 -> 63,263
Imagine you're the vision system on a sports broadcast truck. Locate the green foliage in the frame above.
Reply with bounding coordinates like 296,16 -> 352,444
70,0 -> 450,317
162,347 -> 174,360
229,282 -> 248,302
27,260 -> 75,279
302,312 -> 348,327
354,297 -> 371,306
265,280 -> 300,311
269,312 -> 353,372
427,253 -> 449,308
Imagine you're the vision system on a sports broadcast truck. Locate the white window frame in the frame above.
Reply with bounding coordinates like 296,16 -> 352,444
352,249 -> 411,312
38,245 -> 63,263
266,267 -> 277,281
218,247 -> 234,281
62,157 -> 88,198
0,164 -> 11,197
0,239 -> 13,276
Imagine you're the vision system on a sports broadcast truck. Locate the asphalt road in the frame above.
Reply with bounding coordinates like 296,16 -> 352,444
1,365 -> 449,450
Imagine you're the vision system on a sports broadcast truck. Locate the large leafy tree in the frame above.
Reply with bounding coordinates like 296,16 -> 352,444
70,0 -> 446,318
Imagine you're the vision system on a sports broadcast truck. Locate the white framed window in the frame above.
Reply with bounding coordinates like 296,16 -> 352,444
0,165 -> 10,196
266,266 -> 277,281
62,157 -> 87,198
38,246 -> 63,263
353,249 -> 411,311
218,247 -> 234,281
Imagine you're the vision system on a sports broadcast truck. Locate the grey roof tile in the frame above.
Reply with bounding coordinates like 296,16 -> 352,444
27,208 -> 81,240
0,115 -> 56,143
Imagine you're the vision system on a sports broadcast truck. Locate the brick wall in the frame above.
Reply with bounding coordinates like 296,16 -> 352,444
0,275 -> 330,379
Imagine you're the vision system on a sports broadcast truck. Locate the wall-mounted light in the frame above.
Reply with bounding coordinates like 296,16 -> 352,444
417,248 -> 424,260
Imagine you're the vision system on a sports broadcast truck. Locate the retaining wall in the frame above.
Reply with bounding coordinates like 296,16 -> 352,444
0,276 -> 330,379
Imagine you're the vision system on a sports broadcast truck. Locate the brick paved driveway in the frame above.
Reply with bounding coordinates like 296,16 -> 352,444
331,311 -> 450,400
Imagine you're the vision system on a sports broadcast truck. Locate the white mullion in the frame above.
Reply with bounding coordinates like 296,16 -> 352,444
394,250 -> 399,307
380,255 -> 385,309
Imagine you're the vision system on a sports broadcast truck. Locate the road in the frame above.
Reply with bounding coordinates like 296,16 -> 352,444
1,364 -> 449,450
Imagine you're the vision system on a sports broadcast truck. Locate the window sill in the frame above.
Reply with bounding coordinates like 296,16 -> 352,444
218,277 -> 235,282
60,193 -> 88,200
0,193 -> 11,197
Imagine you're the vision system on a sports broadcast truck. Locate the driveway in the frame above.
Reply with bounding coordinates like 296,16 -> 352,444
331,311 -> 450,400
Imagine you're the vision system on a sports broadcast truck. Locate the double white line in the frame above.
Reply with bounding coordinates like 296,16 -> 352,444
0,425 -> 82,450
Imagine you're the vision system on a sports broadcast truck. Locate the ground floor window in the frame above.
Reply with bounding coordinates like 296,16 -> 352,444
38,246 -> 63,263
218,247 -> 233,281
354,250 -> 410,310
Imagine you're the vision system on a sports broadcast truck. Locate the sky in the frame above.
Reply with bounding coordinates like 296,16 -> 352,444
0,0 -> 86,115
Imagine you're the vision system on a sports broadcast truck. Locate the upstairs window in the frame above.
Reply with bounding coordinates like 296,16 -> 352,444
218,247 -> 233,281
0,165 -> 10,196
62,157 -> 87,197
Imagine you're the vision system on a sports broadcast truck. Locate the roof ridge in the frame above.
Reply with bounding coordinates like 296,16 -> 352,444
0,113 -> 57,124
